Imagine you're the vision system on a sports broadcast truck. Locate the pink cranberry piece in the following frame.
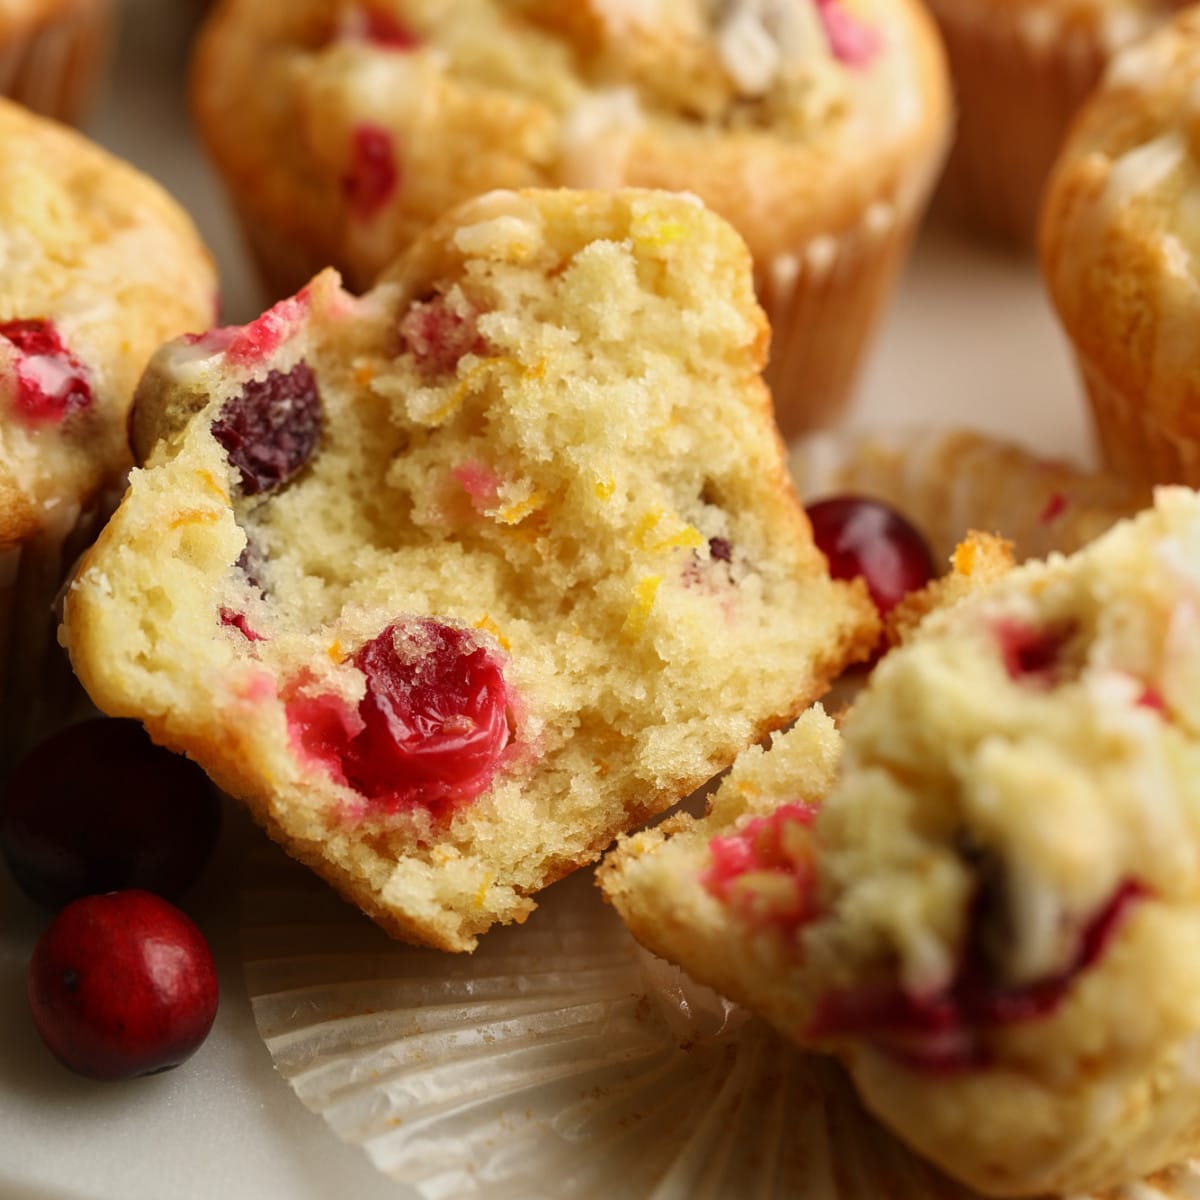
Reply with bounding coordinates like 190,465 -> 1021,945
806,495 -> 934,616
399,293 -> 485,378
0,318 -> 92,423
1039,491 -> 1067,524
212,362 -> 322,496
28,890 -> 218,1080
815,0 -> 883,66
343,123 -> 399,220
703,803 -> 819,932
219,607 -> 263,642
994,619 -> 1075,686
290,619 -> 511,813
0,719 -> 220,911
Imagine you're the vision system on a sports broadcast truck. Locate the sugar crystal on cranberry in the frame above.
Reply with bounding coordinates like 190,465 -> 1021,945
212,361 -> 322,495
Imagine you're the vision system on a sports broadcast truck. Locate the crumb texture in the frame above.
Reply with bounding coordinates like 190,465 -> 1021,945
65,187 -> 876,951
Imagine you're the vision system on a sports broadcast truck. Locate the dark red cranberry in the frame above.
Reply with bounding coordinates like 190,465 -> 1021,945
343,123 -> 399,220
288,618 -> 511,813
708,536 -> 732,564
808,878 -> 1147,1074
994,619 -> 1075,686
27,890 -> 218,1080
0,318 -> 92,423
219,607 -> 263,641
399,293 -> 485,378
212,361 -> 322,496
806,495 -> 935,615
361,8 -> 420,47
0,719 -> 220,911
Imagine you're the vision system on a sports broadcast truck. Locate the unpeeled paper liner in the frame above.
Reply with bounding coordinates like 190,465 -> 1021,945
240,837 -> 1200,1199
790,425 -> 1150,564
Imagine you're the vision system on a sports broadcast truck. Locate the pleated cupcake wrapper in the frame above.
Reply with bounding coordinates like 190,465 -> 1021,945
759,142 -> 946,443
1080,355 -> 1200,488
240,835 -> 1200,1199
791,425 -> 1150,564
0,0 -> 114,126
927,0 -> 1113,247
0,491 -> 114,765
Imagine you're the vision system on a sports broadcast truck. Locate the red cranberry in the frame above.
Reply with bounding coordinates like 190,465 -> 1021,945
399,293 -> 485,378
359,8 -> 420,47
806,495 -> 935,616
0,719 -> 220,911
994,619 -> 1076,687
288,618 -> 511,813
211,361 -> 322,496
808,878 -> 1146,1073
0,318 -> 92,423
343,123 -> 399,220
27,890 -> 218,1080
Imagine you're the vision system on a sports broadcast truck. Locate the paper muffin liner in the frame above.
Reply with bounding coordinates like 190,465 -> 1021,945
927,0 -> 1113,248
1078,355 -> 1200,488
791,425 -> 1150,564
240,833 -> 1200,1199
1,490 -> 116,767
760,159 -> 944,441
0,0 -> 114,126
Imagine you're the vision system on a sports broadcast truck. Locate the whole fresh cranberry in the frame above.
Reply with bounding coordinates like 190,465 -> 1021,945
28,890 -> 219,1080
0,719 -> 220,910
806,495 -> 935,615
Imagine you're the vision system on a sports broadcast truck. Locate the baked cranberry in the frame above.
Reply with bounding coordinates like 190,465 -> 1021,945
399,294 -> 485,378
219,607 -> 263,641
708,536 -> 733,564
808,879 -> 1146,1073
212,361 -> 322,495
28,890 -> 218,1080
0,318 -> 92,423
287,618 -> 511,813
343,123 -> 399,220
703,803 -> 818,932
994,619 -> 1076,686
816,0 -> 882,65
806,495 -> 935,615
359,8 -> 420,46
0,719 -> 220,911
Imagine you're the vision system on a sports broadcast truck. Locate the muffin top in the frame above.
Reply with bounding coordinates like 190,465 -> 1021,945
0,98 -> 215,549
925,0 -> 1176,51
1041,7 -> 1200,436
193,0 -> 949,287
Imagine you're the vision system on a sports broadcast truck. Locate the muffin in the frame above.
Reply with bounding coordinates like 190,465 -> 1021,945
929,0 -> 1174,247
191,0 -> 952,439
0,0 -> 115,124
62,187 -> 879,952
1041,9 -> 1200,487
602,487 -> 1200,1196
0,97 -> 215,764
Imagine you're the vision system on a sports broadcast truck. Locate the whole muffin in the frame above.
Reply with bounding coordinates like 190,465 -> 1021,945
1042,8 -> 1200,487
62,187 -> 878,952
604,487 -> 1200,1197
191,0 -> 951,439
929,0 -> 1176,248
0,0 -> 115,123
0,97 -> 215,762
